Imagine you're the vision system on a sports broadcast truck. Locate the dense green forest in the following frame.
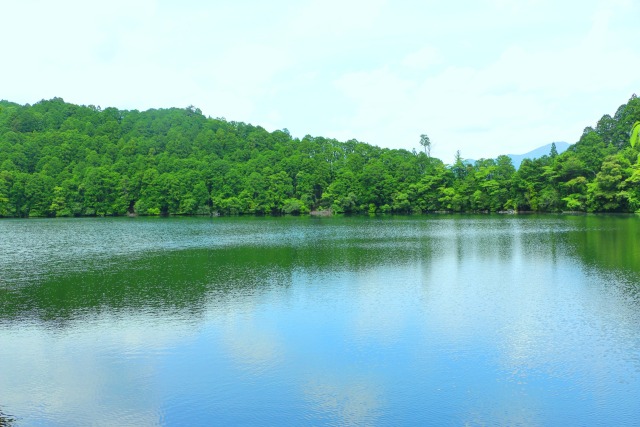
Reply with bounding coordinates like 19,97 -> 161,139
0,95 -> 639,217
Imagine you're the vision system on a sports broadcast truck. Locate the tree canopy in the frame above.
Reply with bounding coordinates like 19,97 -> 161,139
631,121 -> 640,148
419,134 -> 431,157
0,95 -> 639,217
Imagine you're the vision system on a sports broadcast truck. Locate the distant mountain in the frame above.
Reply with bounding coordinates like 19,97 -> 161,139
507,141 -> 571,169
464,142 -> 571,169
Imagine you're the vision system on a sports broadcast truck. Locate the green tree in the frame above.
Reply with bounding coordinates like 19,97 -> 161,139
0,171 -> 11,216
1,96 -> 639,217
586,154 -> 632,212
419,134 -> 431,157
631,121 -> 640,147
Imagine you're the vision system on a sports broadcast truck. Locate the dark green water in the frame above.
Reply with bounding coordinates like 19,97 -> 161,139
1,215 -> 640,426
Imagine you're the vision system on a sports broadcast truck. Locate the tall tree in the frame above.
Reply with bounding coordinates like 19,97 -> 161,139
419,134 -> 431,157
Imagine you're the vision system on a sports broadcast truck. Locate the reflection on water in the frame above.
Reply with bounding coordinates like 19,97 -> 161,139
1,215 -> 640,425
0,408 -> 16,427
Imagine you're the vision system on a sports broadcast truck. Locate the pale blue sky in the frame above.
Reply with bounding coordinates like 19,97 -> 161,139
2,0 -> 639,162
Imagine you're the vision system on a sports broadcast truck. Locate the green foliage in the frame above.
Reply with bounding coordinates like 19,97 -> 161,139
0,96 -> 639,217
631,121 -> 640,148
282,198 -> 310,215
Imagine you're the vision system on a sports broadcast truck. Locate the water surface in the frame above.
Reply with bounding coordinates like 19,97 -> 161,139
1,215 -> 640,425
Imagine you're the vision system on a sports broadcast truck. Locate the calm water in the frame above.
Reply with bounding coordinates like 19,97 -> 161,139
1,215 -> 640,426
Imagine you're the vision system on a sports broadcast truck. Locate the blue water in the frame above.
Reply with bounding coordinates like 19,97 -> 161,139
1,215 -> 639,425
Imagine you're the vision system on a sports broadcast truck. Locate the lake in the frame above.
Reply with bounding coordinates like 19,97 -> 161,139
1,215 -> 640,426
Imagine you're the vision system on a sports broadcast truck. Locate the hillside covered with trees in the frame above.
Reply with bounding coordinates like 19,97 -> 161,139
0,95 -> 639,217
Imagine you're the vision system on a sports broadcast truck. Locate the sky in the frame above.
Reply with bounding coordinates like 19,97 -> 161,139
2,0 -> 639,162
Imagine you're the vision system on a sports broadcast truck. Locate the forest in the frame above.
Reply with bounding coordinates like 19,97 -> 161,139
0,95 -> 639,217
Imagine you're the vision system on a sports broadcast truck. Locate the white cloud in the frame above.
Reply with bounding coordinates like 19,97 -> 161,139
402,46 -> 442,71
324,0 -> 640,160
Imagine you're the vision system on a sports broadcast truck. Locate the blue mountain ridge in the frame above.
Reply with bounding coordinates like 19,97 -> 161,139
506,141 -> 570,169
465,142 -> 571,169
